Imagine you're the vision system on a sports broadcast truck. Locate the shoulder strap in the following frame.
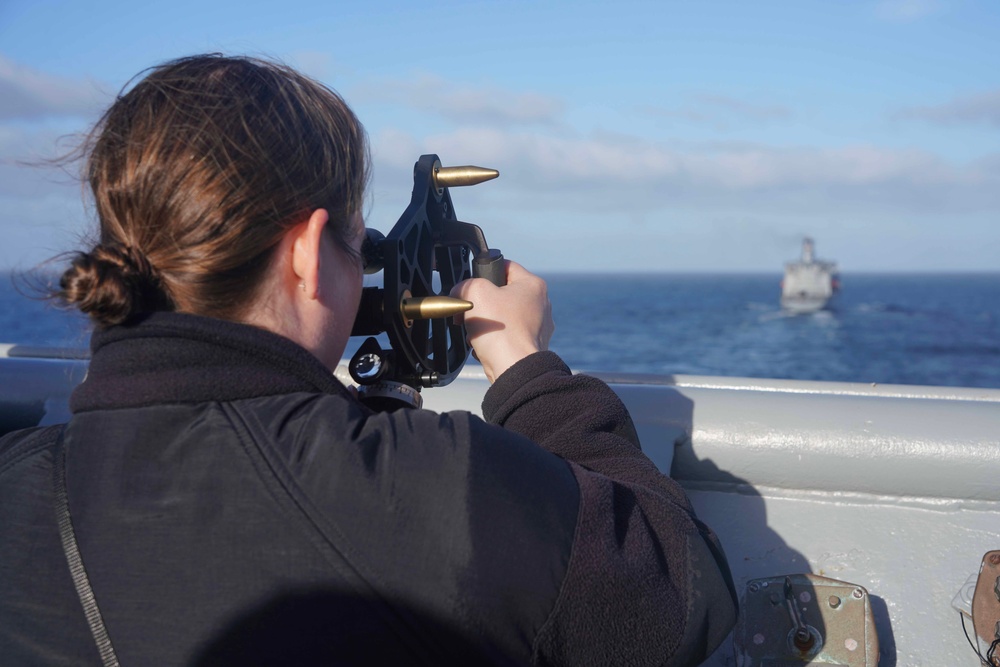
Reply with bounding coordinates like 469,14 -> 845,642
52,429 -> 121,667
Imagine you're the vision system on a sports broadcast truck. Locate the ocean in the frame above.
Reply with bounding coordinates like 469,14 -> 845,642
2,271 -> 998,389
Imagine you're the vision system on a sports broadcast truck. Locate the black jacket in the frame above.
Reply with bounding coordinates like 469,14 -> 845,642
0,312 -> 736,666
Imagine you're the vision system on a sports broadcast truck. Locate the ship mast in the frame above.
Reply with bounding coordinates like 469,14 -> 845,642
801,237 -> 815,264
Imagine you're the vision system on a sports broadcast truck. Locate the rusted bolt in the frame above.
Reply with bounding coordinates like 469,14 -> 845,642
989,553 -> 1000,566
828,596 -> 842,609
793,628 -> 815,651
852,588 -> 864,599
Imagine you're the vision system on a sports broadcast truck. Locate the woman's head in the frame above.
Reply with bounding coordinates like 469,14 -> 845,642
60,54 -> 369,328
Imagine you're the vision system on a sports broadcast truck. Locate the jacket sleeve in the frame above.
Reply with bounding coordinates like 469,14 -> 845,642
482,351 -> 738,667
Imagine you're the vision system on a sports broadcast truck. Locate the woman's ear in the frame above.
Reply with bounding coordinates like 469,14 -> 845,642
291,208 -> 330,299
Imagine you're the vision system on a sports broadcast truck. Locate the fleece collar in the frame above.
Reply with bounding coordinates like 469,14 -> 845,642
70,312 -> 348,413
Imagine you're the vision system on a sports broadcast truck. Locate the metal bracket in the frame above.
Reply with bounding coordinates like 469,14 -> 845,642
735,573 -> 879,665
972,551 -> 1000,662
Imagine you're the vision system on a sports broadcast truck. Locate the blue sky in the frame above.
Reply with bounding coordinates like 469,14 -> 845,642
1,0 -> 998,272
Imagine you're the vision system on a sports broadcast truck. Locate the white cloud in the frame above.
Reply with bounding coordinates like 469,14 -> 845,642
0,55 -> 107,121
0,191 -> 88,269
896,89 -> 1000,128
364,124 -> 1000,249
2,66 -> 993,273
385,126 -> 977,191
0,127 -> 90,268
0,127 -> 85,197
376,122 -> 996,272
352,74 -> 565,126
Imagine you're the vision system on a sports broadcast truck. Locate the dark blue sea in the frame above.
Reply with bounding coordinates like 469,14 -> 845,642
3,272 -> 998,389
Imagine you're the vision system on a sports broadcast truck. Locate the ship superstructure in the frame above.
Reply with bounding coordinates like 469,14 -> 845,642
781,237 -> 839,313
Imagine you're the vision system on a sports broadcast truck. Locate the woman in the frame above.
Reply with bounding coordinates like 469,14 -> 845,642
0,55 -> 736,666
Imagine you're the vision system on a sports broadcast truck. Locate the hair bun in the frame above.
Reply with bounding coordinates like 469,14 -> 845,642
59,243 -> 171,328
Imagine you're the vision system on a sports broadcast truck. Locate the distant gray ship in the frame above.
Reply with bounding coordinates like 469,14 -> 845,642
780,237 -> 839,313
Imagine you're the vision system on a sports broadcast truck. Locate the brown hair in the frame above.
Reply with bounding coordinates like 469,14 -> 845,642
59,54 -> 369,328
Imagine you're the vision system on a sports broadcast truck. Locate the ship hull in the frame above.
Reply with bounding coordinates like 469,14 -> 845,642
780,294 -> 832,313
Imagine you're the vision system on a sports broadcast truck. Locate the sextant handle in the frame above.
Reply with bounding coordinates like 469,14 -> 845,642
473,248 -> 506,286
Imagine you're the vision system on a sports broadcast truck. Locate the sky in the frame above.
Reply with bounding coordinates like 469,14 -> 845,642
1,0 -> 998,273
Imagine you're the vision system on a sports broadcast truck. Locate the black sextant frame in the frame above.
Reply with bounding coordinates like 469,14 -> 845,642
348,154 -> 503,409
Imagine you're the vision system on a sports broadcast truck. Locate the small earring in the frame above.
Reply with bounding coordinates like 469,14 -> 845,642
299,282 -> 306,292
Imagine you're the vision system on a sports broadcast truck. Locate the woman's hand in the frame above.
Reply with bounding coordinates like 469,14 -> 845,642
450,261 -> 555,383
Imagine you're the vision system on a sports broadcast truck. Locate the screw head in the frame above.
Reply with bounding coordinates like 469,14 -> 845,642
793,628 -> 815,651
829,595 -> 842,608
749,582 -> 761,593
852,588 -> 864,599
988,553 -> 1000,566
